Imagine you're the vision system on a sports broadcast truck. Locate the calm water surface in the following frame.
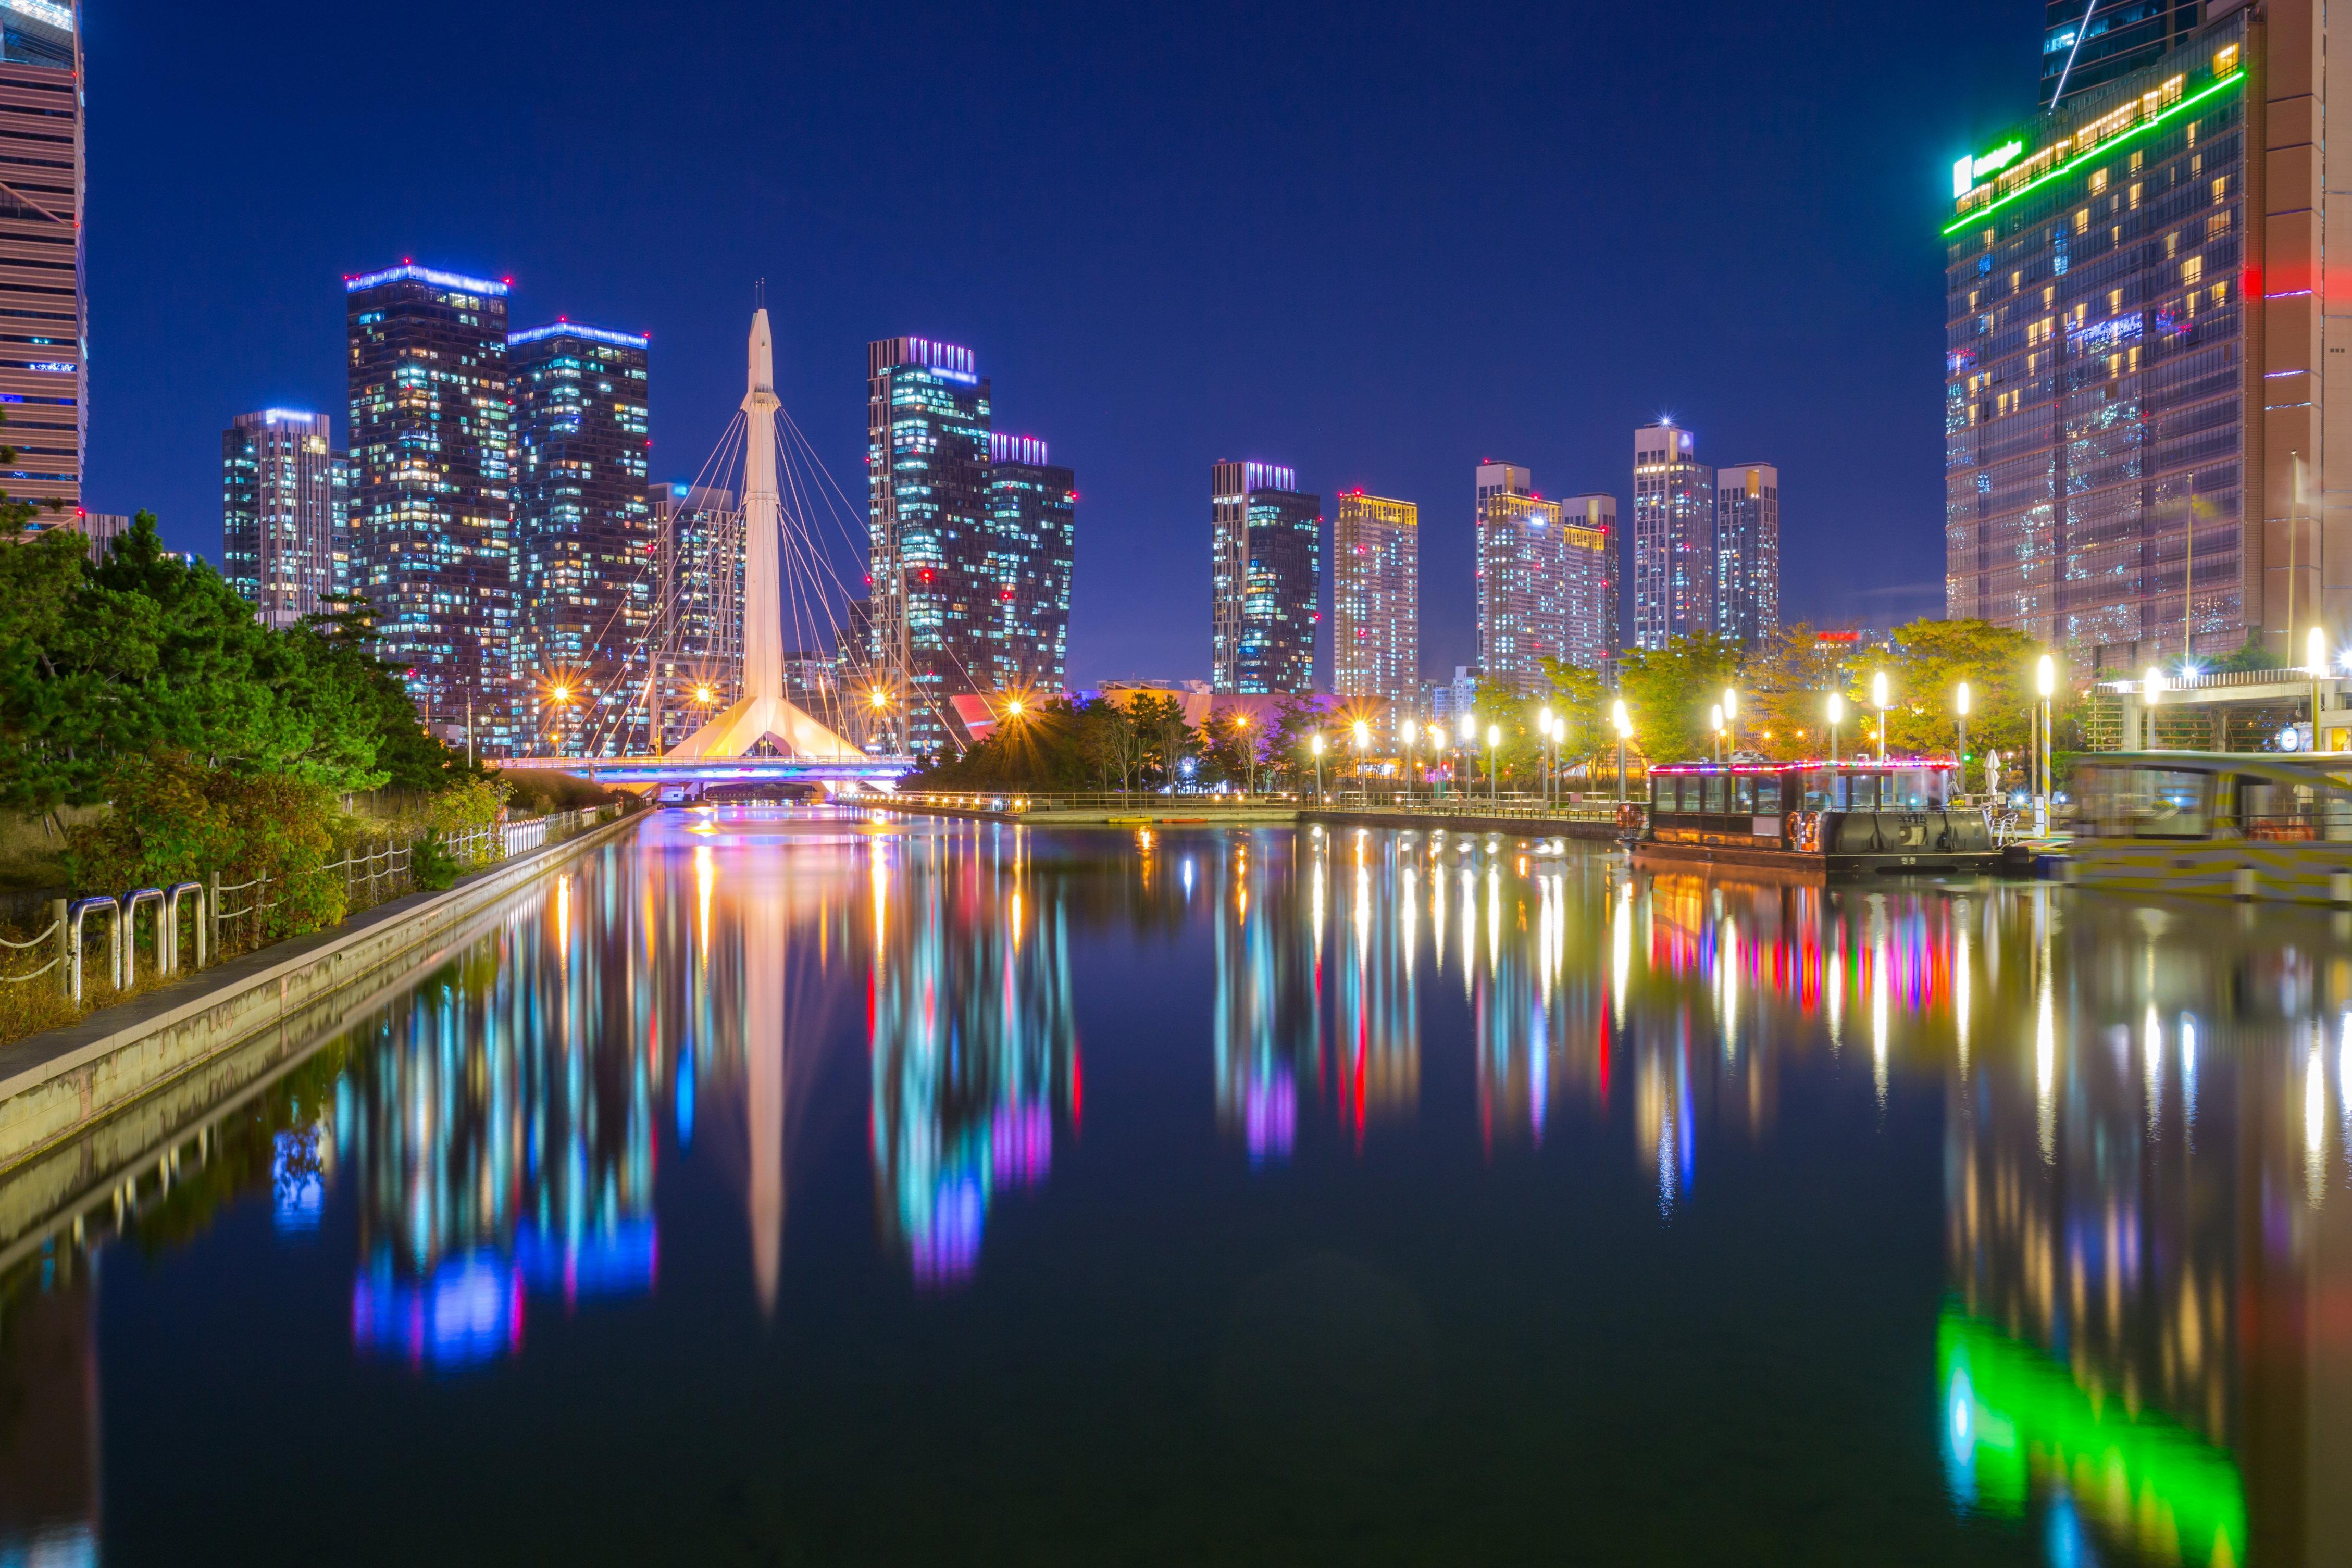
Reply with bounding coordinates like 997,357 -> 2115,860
0,806 -> 2343,1565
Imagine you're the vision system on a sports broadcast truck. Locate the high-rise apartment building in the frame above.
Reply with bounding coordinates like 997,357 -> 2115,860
1631,422 -> 1714,650
1713,463 -> 1779,651
221,409 -> 344,628
345,264 -> 515,753
2042,0 -> 2204,108
1332,489 -> 1418,703
1210,460 -> 1320,695
867,336 -> 991,746
1475,462 -> 1569,691
510,323 -> 652,754
649,481 -> 739,750
0,1 -> 82,514
1945,14 -> 2309,669
1559,493 -> 1621,672
984,432 -> 1075,691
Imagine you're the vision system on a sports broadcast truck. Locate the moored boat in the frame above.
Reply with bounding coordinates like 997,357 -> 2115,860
1631,757 -> 2001,879
2071,751 -> 2352,903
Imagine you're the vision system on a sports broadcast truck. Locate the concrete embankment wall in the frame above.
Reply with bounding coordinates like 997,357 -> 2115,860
1301,810 -> 1623,842
0,813 -> 644,1194
882,802 -> 1623,841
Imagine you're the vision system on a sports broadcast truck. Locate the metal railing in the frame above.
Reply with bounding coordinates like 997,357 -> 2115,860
886,788 -> 1635,826
0,805 -> 617,1008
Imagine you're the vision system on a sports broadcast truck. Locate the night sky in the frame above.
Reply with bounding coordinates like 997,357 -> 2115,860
86,1 -> 2047,687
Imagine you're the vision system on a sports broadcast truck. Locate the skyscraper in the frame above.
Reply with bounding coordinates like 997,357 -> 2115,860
649,481 -> 739,750
0,0 -> 82,514
2042,0 -> 2203,108
345,264 -> 514,753
510,322 -> 653,754
1475,462 -> 1569,692
221,408 -> 344,628
1559,492 -> 1620,673
1210,460 -> 1320,695
1332,489 -> 1418,703
1631,422 -> 1714,650
1945,18 -> 2292,667
984,432 -> 1075,691
1713,463 -> 1779,651
867,336 -> 991,746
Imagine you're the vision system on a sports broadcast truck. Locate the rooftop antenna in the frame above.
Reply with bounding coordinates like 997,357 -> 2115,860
755,277 -> 765,308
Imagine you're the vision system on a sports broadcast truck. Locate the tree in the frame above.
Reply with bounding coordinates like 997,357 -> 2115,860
1128,692 -> 1196,787
1536,659 -> 1610,774
1074,698 -> 1143,790
1264,694 -> 1323,789
1616,631 -> 1743,764
1199,705 -> 1256,788
1877,618 -> 2038,760
1736,624 -> 1851,759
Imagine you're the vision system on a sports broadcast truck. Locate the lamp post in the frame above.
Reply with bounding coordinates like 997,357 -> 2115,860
2309,626 -> 2329,748
1401,719 -> 1419,806
1457,713 -> 1475,801
1611,698 -> 1631,804
548,681 -> 573,757
1486,723 -> 1501,801
2139,666 -> 2161,754
1538,707 -> 1554,807
1722,687 -> 1738,757
1311,732 -> 1325,803
1235,713 -> 1255,796
2034,652 -> 2057,822
1351,718 -> 1370,801
1709,704 -> 1724,764
1827,691 -> 1845,766
1956,680 -> 1972,776
1870,670 -> 1888,764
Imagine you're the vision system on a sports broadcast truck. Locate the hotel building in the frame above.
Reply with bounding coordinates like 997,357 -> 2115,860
1631,422 -> 1714,650
1332,489 -> 1418,703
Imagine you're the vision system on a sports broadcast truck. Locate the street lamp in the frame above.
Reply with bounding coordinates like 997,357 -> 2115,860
1870,670 -> 1889,764
2034,652 -> 2057,815
1311,731 -> 1325,802
1721,687 -> 1738,756
1827,691 -> 1845,766
1709,704 -> 1724,764
1234,713 -> 1255,796
1456,712 -> 1475,802
1955,680 -> 1972,786
1486,722 -> 1501,800
1611,698 -> 1631,804
2309,626 -> 2330,747
1538,707 -> 1556,807
1401,718 -> 1419,805
1351,718 -> 1370,798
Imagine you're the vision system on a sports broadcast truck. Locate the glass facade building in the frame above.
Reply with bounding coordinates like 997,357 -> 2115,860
0,0 -> 81,513
1945,20 -> 2254,666
1713,463 -> 1779,651
510,323 -> 653,756
649,482 -> 739,750
1211,460 -> 1320,695
1559,492 -> 1621,673
2043,0 -> 2204,108
1475,462 -> 1570,692
867,337 -> 992,748
1332,489 -> 1418,703
1631,422 -> 1714,650
345,265 -> 515,754
984,432 -> 1076,692
221,408 -> 344,629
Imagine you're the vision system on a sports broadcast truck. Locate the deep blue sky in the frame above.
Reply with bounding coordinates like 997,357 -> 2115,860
85,0 -> 2047,686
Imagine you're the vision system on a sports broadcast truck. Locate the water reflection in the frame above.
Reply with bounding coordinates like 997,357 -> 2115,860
6,815 -> 2352,1560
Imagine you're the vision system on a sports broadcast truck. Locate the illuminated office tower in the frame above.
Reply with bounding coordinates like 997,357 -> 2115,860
2041,0 -> 2203,108
867,336 -> 991,746
221,408 -> 344,628
1559,492 -> 1620,671
984,432 -> 1075,691
1945,20 -> 2299,668
649,482 -> 739,749
1713,463 -> 1778,651
0,1 -> 81,513
345,264 -> 514,753
1475,461 -> 1568,691
1631,422 -> 1714,650
1211,459 -> 1321,695
1332,489 -> 1418,702
510,323 -> 653,754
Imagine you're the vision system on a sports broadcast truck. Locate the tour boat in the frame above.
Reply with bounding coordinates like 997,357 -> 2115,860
2070,751 -> 2352,903
1632,758 -> 2000,878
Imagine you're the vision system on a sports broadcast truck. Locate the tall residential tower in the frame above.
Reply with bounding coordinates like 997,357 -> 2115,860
1559,492 -> 1620,672
221,408 -> 344,628
985,432 -> 1076,691
1211,460 -> 1320,695
1475,462 -> 1566,691
0,0 -> 81,513
509,322 -> 653,754
866,336 -> 991,745
1630,422 -> 1714,650
345,264 -> 515,753
1713,462 -> 1779,651
1332,489 -> 1417,703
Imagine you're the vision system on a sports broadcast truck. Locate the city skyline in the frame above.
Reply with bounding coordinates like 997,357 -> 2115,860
79,1 -> 2033,689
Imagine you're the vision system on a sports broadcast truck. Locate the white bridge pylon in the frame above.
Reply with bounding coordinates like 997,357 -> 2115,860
666,308 -> 866,763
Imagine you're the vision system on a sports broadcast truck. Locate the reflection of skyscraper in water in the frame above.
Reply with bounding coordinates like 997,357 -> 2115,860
1215,836 -> 1322,1164
0,1264 -> 97,1564
1336,835 -> 1419,1142
1465,856 -> 1613,1159
869,834 -> 1078,1287
345,874 -> 659,1371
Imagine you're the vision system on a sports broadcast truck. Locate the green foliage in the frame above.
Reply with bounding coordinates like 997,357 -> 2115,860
409,831 -> 461,892
1617,631 -> 1744,763
491,769 -> 613,817
1877,617 -> 2040,759
1264,695 -> 1323,788
2210,634 -> 2285,673
1198,704 -> 1258,787
1739,624 -> 1852,758
431,775 -> 513,831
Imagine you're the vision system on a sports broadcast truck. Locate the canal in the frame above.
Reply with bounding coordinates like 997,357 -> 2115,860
0,805 -> 2339,1564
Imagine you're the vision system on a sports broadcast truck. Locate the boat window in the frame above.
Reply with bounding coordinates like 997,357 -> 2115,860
1734,776 -> 1757,812
2241,779 -> 2314,842
1651,776 -> 1671,810
1799,771 -> 1835,811
1847,774 -> 1879,811
2085,767 -> 2211,838
1756,777 -> 1783,814
1702,774 -> 1727,813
